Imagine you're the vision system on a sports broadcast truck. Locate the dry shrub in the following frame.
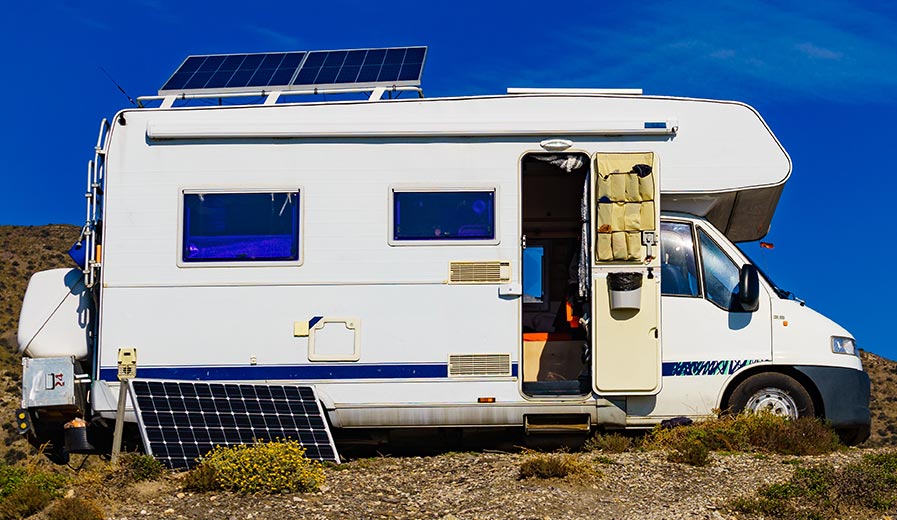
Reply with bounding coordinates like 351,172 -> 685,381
584,432 -> 632,453
643,413 -> 841,456
0,482 -> 54,520
45,497 -> 104,520
745,415 -> 842,456
66,452 -> 165,503
518,452 -> 596,480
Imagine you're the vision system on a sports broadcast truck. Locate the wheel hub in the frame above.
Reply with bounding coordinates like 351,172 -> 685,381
745,387 -> 799,418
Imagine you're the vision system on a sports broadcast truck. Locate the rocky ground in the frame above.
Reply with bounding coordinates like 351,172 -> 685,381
46,448 -> 887,520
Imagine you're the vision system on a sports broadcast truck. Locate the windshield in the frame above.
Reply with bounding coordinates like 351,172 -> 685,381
735,245 -> 792,300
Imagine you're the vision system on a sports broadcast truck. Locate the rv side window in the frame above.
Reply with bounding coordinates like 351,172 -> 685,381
182,191 -> 300,263
698,229 -> 741,310
660,221 -> 700,297
392,190 -> 495,241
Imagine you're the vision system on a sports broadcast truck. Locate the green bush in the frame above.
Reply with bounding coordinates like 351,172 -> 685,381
727,450 -> 897,519
45,497 -> 104,520
183,463 -> 219,493
116,453 -> 165,482
667,438 -> 711,467
0,462 -> 67,519
185,439 -> 325,494
0,482 -> 55,520
0,466 -> 27,498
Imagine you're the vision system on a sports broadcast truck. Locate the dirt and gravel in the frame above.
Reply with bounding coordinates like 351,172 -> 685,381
67,448 -> 887,520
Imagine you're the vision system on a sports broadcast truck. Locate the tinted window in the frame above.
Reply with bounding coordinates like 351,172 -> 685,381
393,190 -> 495,241
698,229 -> 740,309
183,192 -> 300,262
660,221 -> 700,297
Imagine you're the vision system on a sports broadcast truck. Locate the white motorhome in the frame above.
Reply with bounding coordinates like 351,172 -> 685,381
16,47 -> 870,459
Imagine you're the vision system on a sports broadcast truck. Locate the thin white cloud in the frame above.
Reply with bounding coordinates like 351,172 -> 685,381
489,0 -> 897,104
795,42 -> 843,60
245,25 -> 302,50
57,2 -> 111,32
130,0 -> 182,25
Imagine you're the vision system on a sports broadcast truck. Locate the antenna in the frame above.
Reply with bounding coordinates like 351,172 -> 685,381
100,67 -> 139,107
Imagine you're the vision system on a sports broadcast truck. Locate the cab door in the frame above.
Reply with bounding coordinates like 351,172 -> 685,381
659,219 -> 772,382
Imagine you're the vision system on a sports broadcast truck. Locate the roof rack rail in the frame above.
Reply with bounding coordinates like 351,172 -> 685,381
137,85 -> 424,108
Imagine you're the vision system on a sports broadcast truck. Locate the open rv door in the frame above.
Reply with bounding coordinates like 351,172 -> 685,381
592,152 -> 662,396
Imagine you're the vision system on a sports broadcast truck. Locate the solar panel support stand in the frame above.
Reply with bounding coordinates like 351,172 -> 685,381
110,379 -> 130,466
140,86 -> 423,108
111,347 -> 137,466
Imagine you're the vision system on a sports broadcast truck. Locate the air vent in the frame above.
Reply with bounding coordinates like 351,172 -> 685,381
449,261 -> 511,283
448,354 -> 512,377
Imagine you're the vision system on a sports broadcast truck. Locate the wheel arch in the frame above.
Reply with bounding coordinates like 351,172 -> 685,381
719,365 -> 825,418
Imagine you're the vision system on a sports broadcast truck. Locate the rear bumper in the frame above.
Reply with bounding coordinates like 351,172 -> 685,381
795,365 -> 870,430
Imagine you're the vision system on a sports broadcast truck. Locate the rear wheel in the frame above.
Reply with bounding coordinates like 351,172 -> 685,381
727,373 -> 815,419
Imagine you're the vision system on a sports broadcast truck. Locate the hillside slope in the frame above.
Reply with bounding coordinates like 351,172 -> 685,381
861,350 -> 897,446
0,224 -> 894,458
0,224 -> 80,462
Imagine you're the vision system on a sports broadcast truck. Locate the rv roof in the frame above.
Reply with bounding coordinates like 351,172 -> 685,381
158,46 -> 427,97
507,88 -> 643,96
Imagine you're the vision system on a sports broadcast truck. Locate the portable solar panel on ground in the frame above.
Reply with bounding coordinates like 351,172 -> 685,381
129,380 -> 340,469
159,46 -> 427,94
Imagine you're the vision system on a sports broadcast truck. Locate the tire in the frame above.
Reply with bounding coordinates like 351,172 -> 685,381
836,425 -> 870,446
727,373 -> 815,419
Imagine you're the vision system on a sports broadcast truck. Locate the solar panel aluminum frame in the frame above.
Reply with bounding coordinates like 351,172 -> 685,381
158,46 -> 427,97
127,379 -> 341,469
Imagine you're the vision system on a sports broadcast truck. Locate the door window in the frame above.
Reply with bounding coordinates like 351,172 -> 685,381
698,229 -> 741,310
660,221 -> 700,297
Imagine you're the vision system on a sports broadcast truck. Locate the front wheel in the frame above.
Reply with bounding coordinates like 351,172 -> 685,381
727,373 -> 815,419
835,425 -> 870,446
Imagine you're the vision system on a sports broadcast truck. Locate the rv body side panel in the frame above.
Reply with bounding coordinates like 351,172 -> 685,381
93,95 -> 794,428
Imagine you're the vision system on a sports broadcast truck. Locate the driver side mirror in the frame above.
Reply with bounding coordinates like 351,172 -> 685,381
737,264 -> 760,312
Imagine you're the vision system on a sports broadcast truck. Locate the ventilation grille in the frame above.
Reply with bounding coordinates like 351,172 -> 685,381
449,261 -> 511,283
448,354 -> 512,377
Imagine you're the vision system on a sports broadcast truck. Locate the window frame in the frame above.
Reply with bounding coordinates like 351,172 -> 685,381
696,226 -> 744,312
522,240 -> 551,311
177,187 -> 304,268
387,185 -> 501,246
659,219 -> 703,299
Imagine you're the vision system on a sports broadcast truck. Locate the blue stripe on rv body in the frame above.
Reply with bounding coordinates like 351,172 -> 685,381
661,359 -> 769,377
98,362 -> 520,382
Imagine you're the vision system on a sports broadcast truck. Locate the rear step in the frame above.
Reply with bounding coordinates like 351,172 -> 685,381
524,414 -> 591,435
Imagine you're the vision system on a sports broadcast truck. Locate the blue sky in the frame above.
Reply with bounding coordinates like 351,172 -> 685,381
2,1 -> 895,360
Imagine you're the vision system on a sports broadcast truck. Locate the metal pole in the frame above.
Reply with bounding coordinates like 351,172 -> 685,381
110,347 -> 137,466
110,379 -> 129,466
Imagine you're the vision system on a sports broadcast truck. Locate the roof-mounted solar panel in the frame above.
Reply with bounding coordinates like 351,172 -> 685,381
159,46 -> 427,96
